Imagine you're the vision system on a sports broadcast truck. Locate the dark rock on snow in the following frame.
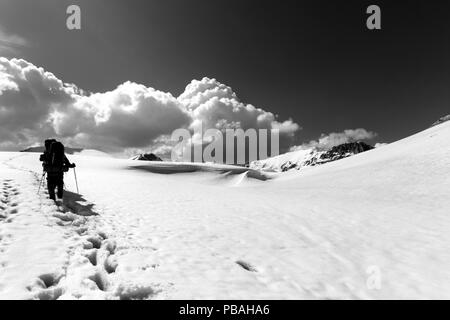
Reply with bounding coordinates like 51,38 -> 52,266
131,153 -> 163,161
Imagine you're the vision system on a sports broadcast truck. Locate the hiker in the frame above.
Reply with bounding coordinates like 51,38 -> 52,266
39,140 -> 76,200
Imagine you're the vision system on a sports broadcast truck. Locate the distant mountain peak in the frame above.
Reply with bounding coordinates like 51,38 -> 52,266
251,141 -> 374,172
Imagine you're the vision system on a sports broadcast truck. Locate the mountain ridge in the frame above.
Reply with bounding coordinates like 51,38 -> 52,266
251,141 -> 374,172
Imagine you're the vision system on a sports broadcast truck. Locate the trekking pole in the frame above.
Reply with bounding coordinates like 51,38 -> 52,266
73,167 -> 80,194
37,172 -> 46,194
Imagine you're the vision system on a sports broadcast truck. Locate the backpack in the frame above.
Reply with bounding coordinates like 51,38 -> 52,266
44,139 -> 56,152
46,141 -> 67,173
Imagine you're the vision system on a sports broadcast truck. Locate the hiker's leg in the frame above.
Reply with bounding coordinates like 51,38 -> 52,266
57,178 -> 64,199
47,179 -> 56,200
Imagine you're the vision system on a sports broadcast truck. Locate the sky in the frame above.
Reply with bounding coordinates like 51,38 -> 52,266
0,0 -> 449,156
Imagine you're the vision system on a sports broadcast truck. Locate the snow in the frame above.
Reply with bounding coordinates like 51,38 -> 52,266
0,121 -> 449,299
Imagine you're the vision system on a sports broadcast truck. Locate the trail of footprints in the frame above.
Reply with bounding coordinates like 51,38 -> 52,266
1,172 -> 157,300
32,204 -> 158,300
1,162 -> 156,299
29,231 -> 119,300
24,173 -> 121,300
83,232 -> 119,291
0,179 -> 20,223
28,201 -> 121,300
0,179 -> 20,273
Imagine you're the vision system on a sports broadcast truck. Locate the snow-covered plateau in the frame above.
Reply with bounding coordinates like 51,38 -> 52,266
0,120 -> 449,299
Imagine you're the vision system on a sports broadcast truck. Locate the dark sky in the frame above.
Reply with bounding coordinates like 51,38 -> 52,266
0,0 -> 449,145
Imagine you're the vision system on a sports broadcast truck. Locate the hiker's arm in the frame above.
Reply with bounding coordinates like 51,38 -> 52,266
64,156 -> 76,168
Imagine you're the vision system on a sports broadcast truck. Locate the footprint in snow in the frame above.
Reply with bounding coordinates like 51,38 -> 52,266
27,273 -> 64,300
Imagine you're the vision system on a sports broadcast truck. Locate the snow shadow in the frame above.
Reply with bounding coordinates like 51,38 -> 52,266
62,190 -> 99,216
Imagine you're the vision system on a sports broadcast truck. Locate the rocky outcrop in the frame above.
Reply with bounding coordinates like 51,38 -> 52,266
130,153 -> 163,161
252,142 -> 375,172
319,142 -> 374,161
431,115 -> 450,127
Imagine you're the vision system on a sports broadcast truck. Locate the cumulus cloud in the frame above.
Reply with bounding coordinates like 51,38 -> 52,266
51,81 -> 191,152
0,57 -> 78,147
0,58 -> 300,157
290,128 -> 377,151
180,77 -> 299,135
179,77 -> 299,157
